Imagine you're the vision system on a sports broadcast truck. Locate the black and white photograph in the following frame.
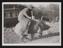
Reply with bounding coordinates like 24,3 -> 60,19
2,2 -> 61,46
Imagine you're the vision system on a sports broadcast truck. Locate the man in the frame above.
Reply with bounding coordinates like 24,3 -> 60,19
14,5 -> 35,42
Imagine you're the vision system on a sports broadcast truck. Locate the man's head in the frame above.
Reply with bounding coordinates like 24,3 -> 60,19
27,5 -> 34,10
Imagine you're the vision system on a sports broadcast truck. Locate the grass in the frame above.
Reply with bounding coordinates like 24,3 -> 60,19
4,27 -> 59,43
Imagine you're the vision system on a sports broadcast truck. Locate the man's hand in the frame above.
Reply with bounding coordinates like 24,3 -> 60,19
31,16 -> 39,22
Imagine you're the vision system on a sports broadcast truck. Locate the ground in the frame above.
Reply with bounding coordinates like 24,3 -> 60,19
3,27 -> 60,44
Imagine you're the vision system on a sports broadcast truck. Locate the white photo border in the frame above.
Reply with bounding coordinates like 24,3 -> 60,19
2,2 -> 61,46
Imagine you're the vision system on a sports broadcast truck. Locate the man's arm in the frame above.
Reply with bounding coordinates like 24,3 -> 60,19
23,8 -> 39,22
32,16 -> 39,22
23,12 -> 32,20
24,12 -> 39,22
